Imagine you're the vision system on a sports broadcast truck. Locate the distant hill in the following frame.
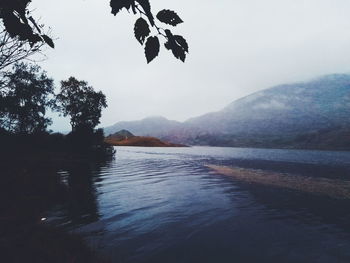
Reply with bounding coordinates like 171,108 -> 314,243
104,74 -> 350,150
104,116 -> 182,138
108,129 -> 135,141
105,129 -> 186,147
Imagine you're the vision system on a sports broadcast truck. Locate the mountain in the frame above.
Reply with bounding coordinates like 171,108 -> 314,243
185,74 -> 350,135
104,74 -> 350,150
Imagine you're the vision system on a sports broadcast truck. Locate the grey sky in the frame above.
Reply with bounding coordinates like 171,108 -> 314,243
32,0 -> 350,131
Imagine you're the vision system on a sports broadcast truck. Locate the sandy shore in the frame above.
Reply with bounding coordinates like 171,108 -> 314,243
207,165 -> 350,199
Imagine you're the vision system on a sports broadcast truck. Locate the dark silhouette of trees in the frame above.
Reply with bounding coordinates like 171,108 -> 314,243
0,0 -> 187,63
0,62 -> 55,134
57,77 -> 107,132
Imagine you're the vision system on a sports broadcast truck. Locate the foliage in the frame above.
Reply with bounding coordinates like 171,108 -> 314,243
116,1 -> 189,63
0,0 -> 188,63
0,0 -> 54,48
0,28 -> 45,72
57,77 -> 107,132
0,62 -> 55,134
0,1 -> 54,75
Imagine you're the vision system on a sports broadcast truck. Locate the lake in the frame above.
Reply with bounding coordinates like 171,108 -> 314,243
49,146 -> 350,262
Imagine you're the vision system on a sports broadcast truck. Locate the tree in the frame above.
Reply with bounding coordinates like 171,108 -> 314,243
57,77 -> 107,132
0,0 -> 187,63
0,62 -> 55,133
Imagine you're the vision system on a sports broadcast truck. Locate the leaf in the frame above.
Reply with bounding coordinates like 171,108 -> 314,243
28,16 -> 41,33
172,44 -> 186,62
145,36 -> 160,63
110,0 -> 133,16
135,0 -> 154,26
164,40 -> 186,62
164,30 -> 186,62
42,35 -> 54,48
164,41 -> 171,50
28,34 -> 42,46
134,18 -> 150,45
174,35 -> 189,53
157,10 -> 183,26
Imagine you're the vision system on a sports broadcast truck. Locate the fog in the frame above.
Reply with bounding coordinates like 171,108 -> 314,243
31,0 -> 350,131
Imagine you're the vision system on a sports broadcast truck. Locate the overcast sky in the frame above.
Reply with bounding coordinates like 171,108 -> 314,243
32,0 -> 350,131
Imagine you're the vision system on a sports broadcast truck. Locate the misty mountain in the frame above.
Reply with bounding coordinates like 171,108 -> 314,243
104,74 -> 350,149
104,116 -> 182,138
186,74 -> 350,134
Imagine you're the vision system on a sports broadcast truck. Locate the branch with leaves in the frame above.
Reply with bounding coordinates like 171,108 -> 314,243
111,0 -> 189,63
0,0 -> 188,63
0,28 -> 45,71
0,0 -> 54,48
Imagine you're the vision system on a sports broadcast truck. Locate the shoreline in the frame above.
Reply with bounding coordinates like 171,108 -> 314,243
105,136 -> 187,147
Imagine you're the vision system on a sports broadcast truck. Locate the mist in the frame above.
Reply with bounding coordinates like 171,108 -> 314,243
31,0 -> 350,132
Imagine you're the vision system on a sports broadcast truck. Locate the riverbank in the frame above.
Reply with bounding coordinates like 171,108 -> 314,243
105,135 -> 187,147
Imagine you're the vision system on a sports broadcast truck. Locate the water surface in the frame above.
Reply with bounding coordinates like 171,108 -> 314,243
50,147 -> 350,262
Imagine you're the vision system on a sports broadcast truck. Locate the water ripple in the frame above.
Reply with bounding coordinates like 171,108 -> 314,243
52,146 -> 350,263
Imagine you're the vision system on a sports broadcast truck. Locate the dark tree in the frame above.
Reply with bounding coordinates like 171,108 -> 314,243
0,62 -> 55,133
0,0 -> 187,63
57,77 -> 107,132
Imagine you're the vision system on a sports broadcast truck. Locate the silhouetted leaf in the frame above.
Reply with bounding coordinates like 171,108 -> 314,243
164,30 -> 186,62
136,0 -> 154,26
28,16 -> 42,33
28,34 -> 42,46
157,10 -> 183,26
110,0 -> 133,16
42,35 -> 54,48
134,18 -> 150,45
2,12 -> 26,38
145,36 -> 160,63
174,35 -> 188,53
171,44 -> 186,62
164,41 -> 171,50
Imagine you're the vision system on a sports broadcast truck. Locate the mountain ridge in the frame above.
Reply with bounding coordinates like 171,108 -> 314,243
104,74 -> 350,150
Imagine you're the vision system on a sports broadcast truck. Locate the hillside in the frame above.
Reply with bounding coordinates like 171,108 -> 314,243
104,74 -> 350,150
104,116 -> 182,138
105,130 -> 186,147
185,74 -> 350,136
108,129 -> 135,141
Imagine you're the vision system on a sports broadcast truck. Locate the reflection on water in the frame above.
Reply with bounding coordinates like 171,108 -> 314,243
59,165 -> 100,226
50,147 -> 350,263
